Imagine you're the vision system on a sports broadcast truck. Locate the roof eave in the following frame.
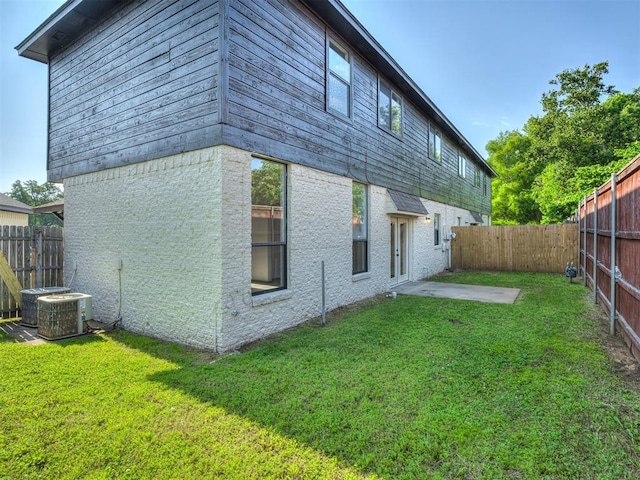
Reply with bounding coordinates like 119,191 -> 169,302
15,0 -> 126,64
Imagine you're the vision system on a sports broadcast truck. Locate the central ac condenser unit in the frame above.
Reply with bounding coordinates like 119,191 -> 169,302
20,287 -> 71,327
37,293 -> 93,340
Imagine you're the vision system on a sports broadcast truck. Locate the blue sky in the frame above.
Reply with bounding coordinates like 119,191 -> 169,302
1,0 -> 639,193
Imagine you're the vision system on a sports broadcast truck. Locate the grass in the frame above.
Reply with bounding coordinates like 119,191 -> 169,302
1,272 -> 639,479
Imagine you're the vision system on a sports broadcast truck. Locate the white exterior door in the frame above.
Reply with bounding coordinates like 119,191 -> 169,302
390,217 -> 409,285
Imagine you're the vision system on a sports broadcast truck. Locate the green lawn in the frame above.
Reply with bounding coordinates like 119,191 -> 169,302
1,272 -> 639,479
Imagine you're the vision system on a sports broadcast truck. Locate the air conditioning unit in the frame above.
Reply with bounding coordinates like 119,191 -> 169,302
37,293 -> 93,340
20,287 -> 71,327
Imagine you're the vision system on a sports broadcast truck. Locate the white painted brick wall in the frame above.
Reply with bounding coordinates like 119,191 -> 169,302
63,146 -> 484,352
64,148 -> 223,350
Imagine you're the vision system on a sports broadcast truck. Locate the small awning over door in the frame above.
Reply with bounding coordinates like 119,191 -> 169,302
470,211 -> 483,224
386,190 -> 429,217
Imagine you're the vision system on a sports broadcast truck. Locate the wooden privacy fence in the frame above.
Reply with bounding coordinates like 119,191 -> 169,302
451,224 -> 578,273
578,154 -> 640,361
0,225 -> 64,318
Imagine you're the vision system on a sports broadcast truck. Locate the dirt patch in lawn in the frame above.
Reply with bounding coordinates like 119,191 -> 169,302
586,300 -> 640,392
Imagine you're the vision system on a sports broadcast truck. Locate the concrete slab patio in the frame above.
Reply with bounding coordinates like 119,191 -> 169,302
394,281 -> 521,304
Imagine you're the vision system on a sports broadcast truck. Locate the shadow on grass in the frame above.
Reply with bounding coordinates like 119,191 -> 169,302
108,273 -> 640,479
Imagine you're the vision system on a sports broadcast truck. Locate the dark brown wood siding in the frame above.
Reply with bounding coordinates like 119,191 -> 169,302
47,0 -> 220,181
224,0 -> 491,215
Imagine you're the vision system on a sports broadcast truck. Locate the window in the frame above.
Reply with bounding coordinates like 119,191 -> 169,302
251,159 -> 286,295
474,167 -> 481,187
352,182 -> 368,274
434,213 -> 441,246
378,80 -> 402,136
428,124 -> 442,161
327,38 -> 351,117
458,152 -> 466,178
483,174 -> 488,196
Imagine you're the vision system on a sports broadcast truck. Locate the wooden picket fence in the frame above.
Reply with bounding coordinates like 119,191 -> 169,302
451,224 -> 579,273
0,225 -> 64,318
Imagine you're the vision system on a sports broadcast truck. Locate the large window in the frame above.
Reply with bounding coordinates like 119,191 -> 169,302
251,159 -> 286,295
352,182 -> 368,274
428,123 -> 442,162
327,38 -> 351,117
378,80 -> 402,136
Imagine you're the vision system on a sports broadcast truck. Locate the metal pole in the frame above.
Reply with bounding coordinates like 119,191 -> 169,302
321,260 -> 326,327
593,188 -> 598,304
610,174 -> 617,335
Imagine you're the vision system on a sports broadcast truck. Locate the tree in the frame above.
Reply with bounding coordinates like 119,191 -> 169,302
487,131 -> 540,224
541,62 -> 616,114
7,180 -> 63,226
487,62 -> 640,224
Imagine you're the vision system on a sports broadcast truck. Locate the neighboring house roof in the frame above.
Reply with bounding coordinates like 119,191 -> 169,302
0,192 -> 33,215
15,0 -> 497,178
32,199 -> 64,221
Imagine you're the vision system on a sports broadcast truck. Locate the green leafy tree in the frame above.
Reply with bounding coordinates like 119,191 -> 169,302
487,131 -> 540,224
488,62 -> 640,224
541,62 -> 616,114
7,180 -> 63,226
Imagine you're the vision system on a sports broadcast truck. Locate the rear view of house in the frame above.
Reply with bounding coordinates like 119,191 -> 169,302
17,0 -> 495,352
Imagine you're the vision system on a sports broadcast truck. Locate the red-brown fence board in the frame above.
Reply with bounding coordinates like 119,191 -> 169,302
579,154 -> 640,361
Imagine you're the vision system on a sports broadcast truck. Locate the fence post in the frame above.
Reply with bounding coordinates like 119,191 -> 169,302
610,174 -> 617,335
583,196 -> 587,286
34,227 -> 43,289
593,188 -> 598,303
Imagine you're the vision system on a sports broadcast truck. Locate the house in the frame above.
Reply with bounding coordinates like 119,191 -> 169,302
0,192 -> 32,226
17,0 -> 496,352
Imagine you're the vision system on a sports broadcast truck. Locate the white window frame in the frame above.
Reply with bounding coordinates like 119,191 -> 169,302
327,37 -> 352,118
458,152 -> 466,178
378,79 -> 403,136
429,123 -> 442,162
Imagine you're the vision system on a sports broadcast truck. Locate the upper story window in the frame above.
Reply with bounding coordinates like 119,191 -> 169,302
483,174 -> 488,196
458,152 -> 466,178
428,123 -> 442,162
378,80 -> 402,136
327,38 -> 351,117
474,167 -> 481,187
